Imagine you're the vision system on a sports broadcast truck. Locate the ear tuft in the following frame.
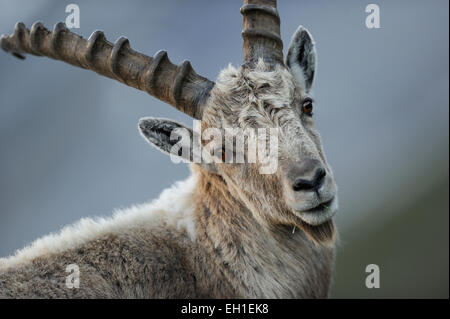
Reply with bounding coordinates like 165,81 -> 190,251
286,26 -> 317,93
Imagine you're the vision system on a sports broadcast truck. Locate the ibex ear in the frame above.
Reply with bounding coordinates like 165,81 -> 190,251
286,26 -> 317,93
138,117 -> 218,173
139,117 -> 194,163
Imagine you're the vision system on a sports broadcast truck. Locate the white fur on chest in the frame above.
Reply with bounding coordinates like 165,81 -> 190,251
0,175 -> 198,271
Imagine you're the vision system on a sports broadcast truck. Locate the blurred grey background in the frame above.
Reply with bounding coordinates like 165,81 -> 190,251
0,0 -> 448,298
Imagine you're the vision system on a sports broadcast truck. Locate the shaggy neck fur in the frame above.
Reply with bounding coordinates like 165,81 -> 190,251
191,166 -> 335,298
0,167 -> 335,298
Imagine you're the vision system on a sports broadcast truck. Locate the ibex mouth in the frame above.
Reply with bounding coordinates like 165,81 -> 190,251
294,196 -> 338,227
304,198 -> 334,214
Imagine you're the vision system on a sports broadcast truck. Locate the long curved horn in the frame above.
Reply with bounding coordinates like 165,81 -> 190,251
241,0 -> 283,66
0,22 -> 214,119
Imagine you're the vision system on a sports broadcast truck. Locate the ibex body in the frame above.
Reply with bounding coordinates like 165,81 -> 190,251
0,0 -> 338,298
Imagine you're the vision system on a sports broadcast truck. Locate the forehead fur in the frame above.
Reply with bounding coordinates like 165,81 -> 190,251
205,59 -> 303,129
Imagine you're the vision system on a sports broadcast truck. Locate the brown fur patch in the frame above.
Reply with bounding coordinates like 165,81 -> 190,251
298,220 -> 336,247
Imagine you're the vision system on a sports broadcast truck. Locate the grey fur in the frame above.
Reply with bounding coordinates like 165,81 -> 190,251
0,205 -> 333,298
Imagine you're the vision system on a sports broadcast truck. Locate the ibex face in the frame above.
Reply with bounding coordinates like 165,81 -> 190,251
196,27 -> 337,245
1,0 -> 337,245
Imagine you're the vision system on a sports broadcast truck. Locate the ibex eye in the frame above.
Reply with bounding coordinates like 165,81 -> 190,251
302,99 -> 313,116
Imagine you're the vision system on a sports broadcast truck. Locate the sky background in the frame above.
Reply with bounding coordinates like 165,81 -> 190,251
0,0 -> 448,298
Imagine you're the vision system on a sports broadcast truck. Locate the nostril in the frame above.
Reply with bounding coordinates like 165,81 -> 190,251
292,168 -> 327,192
315,168 -> 326,188
292,179 -> 309,192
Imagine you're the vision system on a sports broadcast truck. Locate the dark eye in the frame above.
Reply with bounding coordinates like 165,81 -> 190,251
302,99 -> 313,116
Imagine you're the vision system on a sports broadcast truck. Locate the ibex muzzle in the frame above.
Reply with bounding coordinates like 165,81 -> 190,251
284,159 -> 337,226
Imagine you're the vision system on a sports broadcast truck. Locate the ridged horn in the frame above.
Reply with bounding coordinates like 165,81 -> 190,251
0,22 -> 214,119
241,0 -> 284,66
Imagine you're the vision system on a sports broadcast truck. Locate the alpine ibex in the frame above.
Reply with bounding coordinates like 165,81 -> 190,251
0,0 -> 338,298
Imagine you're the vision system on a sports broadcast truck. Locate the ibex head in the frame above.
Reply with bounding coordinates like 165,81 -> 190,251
1,0 -> 337,245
